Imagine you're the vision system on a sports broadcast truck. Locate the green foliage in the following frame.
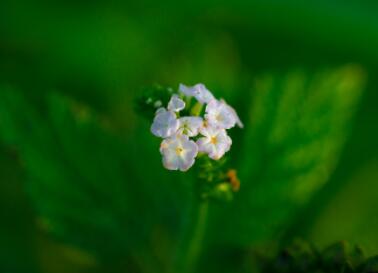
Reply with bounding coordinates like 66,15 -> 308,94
0,87 -> 200,272
194,155 -> 239,202
0,88 -> 150,263
0,145 -> 38,273
135,85 -> 175,120
307,161 -> 378,256
1,0 -> 378,271
208,66 -> 366,246
0,65 -> 368,273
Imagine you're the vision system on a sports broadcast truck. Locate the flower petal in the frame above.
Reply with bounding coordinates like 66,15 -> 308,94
178,116 -> 203,137
220,99 -> 244,128
205,99 -> 237,129
179,83 -> 214,104
151,109 -> 179,138
197,127 -> 232,160
167,94 -> 185,112
160,134 -> 198,171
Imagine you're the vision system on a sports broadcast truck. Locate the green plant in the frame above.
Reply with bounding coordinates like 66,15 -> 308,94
0,65 -> 366,273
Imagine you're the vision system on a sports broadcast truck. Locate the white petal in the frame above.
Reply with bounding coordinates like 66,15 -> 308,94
167,94 -> 185,112
205,99 -> 236,129
151,109 -> 179,138
197,128 -> 232,160
217,129 -> 232,146
179,140 -> 198,171
220,99 -> 243,128
160,134 -> 198,171
179,83 -> 196,97
162,150 -> 180,170
197,137 -> 211,152
179,83 -> 214,104
160,137 -> 179,170
214,131 -> 232,159
195,84 -> 214,104
155,107 -> 166,115
197,139 -> 216,159
199,125 -> 219,138
178,116 -> 203,137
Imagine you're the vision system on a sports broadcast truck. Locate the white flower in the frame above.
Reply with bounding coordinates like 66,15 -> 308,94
149,83 -> 243,171
177,117 -> 203,137
179,83 -> 214,104
197,126 -> 232,160
151,108 -> 179,138
205,99 -> 238,129
160,134 -> 198,171
167,94 -> 185,112
220,99 -> 243,128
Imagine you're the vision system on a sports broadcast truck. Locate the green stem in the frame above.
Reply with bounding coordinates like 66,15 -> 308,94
190,102 -> 204,117
183,200 -> 209,273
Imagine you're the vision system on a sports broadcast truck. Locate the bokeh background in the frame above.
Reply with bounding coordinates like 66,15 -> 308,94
0,1 -> 377,273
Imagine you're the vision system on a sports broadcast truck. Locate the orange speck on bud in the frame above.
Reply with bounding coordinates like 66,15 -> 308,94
227,169 -> 240,192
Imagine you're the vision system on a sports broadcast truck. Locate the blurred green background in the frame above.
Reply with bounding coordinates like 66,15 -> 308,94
0,1 -> 377,273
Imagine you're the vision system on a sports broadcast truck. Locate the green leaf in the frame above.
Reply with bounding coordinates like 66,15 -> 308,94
0,87 -> 199,272
306,161 -> 378,256
208,65 -> 366,246
0,89 -> 162,264
0,90 -> 120,257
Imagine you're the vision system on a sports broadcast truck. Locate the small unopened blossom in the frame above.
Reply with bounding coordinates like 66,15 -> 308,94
167,94 -> 185,112
160,134 -> 198,171
197,126 -> 232,160
154,100 -> 163,108
151,108 -> 179,138
179,83 -> 214,104
205,99 -> 238,129
177,116 -> 203,137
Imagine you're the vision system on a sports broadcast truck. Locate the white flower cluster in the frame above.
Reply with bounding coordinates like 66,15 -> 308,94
151,83 -> 243,172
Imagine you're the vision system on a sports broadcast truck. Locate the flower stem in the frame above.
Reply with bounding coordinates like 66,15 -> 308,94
190,102 -> 204,116
182,200 -> 209,273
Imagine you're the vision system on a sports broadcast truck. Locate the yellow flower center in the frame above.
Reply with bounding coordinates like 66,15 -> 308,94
176,147 -> 184,155
210,136 -> 218,144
